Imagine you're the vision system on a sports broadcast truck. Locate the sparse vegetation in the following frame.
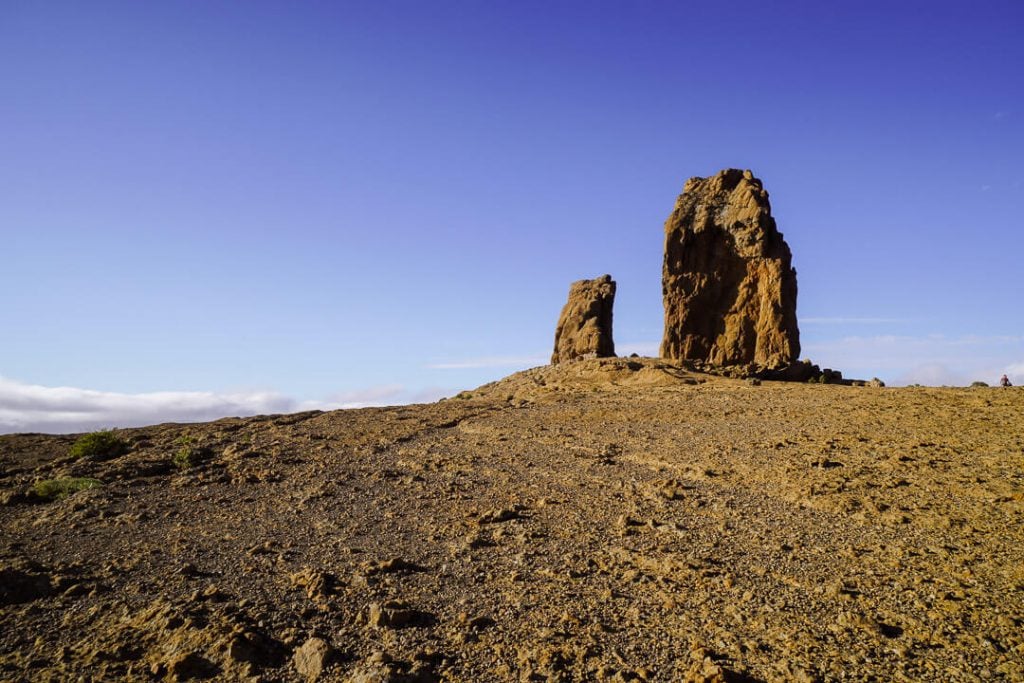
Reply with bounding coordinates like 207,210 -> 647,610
172,435 -> 200,470
68,429 -> 129,460
32,477 -> 102,500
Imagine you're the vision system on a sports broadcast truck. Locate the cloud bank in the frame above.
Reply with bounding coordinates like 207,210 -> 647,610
6,331 -> 1019,434
803,334 -> 1024,386
423,334 -> 1023,388
0,377 -> 447,435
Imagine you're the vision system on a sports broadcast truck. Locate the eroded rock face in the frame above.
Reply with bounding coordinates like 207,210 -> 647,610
551,275 -> 616,364
661,169 -> 800,369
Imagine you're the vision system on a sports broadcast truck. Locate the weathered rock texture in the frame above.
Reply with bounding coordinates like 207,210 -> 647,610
551,275 -> 616,364
661,169 -> 800,369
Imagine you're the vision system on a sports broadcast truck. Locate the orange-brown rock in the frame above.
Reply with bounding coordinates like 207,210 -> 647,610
551,275 -> 616,364
661,169 -> 799,369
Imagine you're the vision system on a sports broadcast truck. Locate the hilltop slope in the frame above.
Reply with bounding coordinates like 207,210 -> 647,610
2,359 -> 1023,682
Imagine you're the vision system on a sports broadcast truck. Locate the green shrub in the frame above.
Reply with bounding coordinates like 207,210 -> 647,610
970,381 -> 989,388
172,435 -> 199,470
33,477 -> 102,500
69,430 -> 129,460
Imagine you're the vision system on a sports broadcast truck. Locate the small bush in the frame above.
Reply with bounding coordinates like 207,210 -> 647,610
970,381 -> 989,388
33,477 -> 102,500
172,435 -> 199,470
69,430 -> 129,460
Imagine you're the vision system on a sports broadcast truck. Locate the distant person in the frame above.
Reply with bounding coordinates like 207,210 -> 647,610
1000,374 -> 1012,387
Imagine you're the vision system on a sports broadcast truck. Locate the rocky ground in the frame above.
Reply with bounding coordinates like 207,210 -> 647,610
2,357 -> 1023,682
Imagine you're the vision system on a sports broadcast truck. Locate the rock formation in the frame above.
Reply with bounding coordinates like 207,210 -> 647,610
661,169 -> 800,369
551,275 -> 616,364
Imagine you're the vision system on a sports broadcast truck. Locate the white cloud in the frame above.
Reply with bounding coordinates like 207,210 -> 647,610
803,334 -> 1024,386
407,386 -> 454,403
318,384 -> 406,409
1005,362 -> 1024,384
0,376 -> 418,435
426,354 -> 547,370
894,364 -> 971,387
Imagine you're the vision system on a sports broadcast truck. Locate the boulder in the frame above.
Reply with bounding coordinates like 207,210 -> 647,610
293,637 -> 335,681
551,275 -> 616,364
661,169 -> 800,370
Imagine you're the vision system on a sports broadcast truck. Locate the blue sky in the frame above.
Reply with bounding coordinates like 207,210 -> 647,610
2,1 -> 1022,432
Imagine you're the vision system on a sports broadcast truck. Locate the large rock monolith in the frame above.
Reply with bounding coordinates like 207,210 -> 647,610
661,169 -> 800,369
551,275 -> 616,364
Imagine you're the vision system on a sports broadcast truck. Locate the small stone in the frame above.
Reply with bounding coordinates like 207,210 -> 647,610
479,507 -> 522,524
227,634 -> 260,664
62,583 -> 88,597
368,601 -> 430,629
363,558 -> 426,575
293,637 -> 334,681
466,615 -> 496,631
177,562 -> 200,577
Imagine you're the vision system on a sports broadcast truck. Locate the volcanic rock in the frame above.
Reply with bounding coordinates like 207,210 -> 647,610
661,169 -> 800,369
551,275 -> 616,364
293,637 -> 335,681
4,367 -> 1024,681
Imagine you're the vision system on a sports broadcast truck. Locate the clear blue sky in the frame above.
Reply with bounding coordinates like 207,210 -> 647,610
2,1 -> 1022,431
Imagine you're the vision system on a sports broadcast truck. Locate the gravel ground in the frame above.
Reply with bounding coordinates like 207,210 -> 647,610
2,357 -> 1022,682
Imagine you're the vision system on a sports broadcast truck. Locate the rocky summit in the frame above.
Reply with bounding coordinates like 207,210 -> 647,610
550,275 -> 616,364
661,169 -> 800,370
2,361 -> 1023,682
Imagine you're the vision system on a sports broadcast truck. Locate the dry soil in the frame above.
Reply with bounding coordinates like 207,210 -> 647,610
2,358 -> 1022,682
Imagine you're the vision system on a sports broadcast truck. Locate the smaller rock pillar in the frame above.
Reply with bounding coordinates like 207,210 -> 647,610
551,275 -> 616,364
